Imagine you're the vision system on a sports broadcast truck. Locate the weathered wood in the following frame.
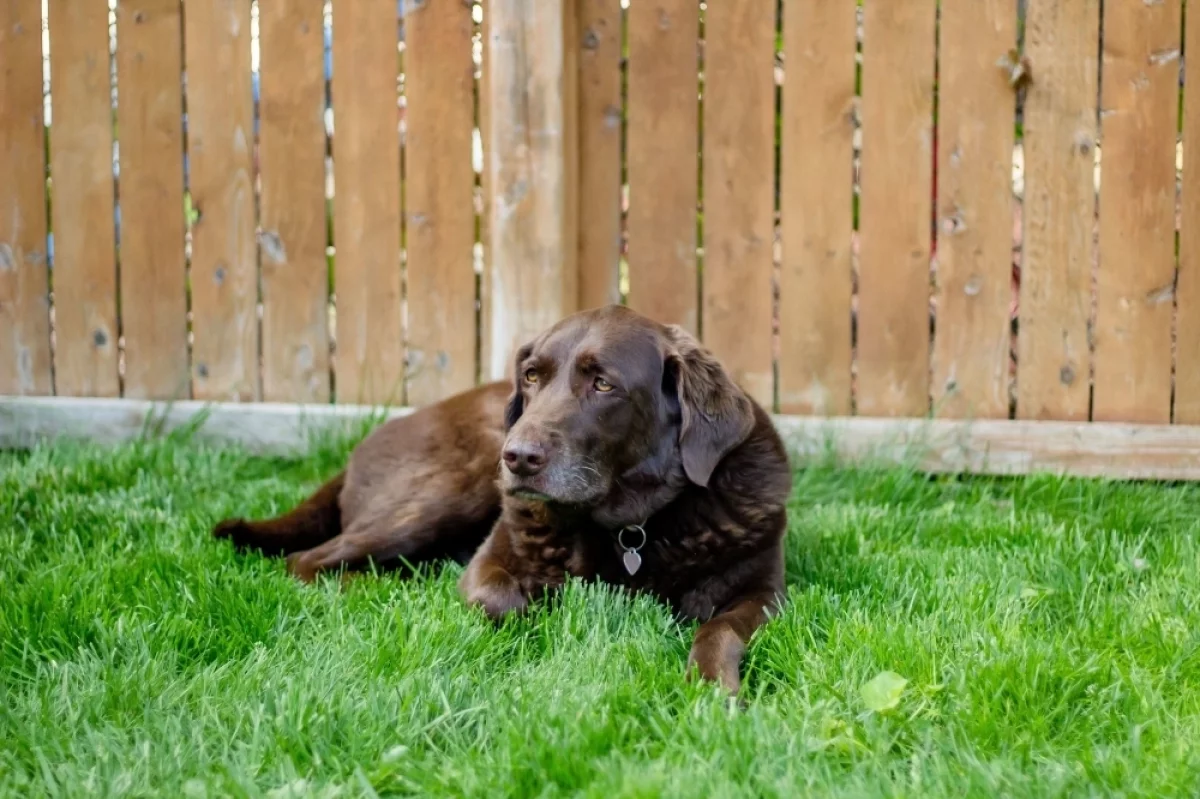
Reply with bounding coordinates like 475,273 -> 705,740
46,0 -> 120,397
931,0 -> 1017,419
185,0 -> 259,402
626,0 -> 698,332
776,415 -> 1200,481
701,0 -> 775,407
0,395 -> 412,456
486,0 -> 573,378
405,0 -> 477,405
8,396 -> 1200,482
1016,0 -> 1099,422
479,4 -> 493,380
575,0 -> 622,310
856,0 -> 937,417
1179,0 -> 1200,423
115,0 -> 190,401
778,0 -> 856,415
562,0 -> 581,321
1093,0 -> 1180,424
258,0 -> 330,404
0,0 -> 53,396
331,0 -> 404,402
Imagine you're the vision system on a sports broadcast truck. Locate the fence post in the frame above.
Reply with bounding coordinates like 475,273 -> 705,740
484,0 -> 577,380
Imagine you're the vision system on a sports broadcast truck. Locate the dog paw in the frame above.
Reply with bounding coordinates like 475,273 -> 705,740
286,552 -> 319,584
212,517 -> 248,543
462,578 -> 528,621
686,628 -> 743,696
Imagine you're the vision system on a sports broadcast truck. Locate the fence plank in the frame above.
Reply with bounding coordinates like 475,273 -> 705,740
931,0 -> 1016,419
258,0 -> 330,404
576,0 -> 621,310
486,0 -> 572,379
778,0 -> 856,416
626,0 -> 698,332
1016,0 -> 1099,422
184,0 -> 259,402
330,0 -> 403,403
405,0 -> 476,406
0,0 -> 53,395
563,0 -> 581,322
856,0 -> 937,417
701,0 -> 774,407
46,0 -> 119,397
1179,0 -> 1200,423
116,0 -> 189,400
479,4 -> 492,379
1093,0 -> 1180,424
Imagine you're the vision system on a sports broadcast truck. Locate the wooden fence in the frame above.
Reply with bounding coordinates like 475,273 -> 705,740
1,0 -> 1197,431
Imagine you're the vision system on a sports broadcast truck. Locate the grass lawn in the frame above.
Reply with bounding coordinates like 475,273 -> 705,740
3,429 -> 1200,798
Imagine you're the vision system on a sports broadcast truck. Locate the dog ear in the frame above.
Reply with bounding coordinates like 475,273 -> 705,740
504,344 -> 533,430
664,325 -> 755,487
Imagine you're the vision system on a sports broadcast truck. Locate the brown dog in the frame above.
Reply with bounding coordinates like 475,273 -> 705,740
213,305 -> 792,693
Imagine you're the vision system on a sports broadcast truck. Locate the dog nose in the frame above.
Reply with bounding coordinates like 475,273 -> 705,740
502,441 -> 547,476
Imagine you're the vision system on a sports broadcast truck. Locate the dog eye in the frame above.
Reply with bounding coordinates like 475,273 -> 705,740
593,377 -> 614,393
523,368 -> 538,385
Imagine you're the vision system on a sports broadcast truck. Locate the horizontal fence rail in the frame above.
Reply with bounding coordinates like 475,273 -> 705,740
0,0 -> 1197,430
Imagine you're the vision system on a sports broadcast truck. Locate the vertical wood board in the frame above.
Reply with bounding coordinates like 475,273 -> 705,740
185,0 -> 260,401
626,0 -> 698,332
0,0 -> 53,395
1093,0 -> 1180,423
1178,0 -> 1200,423
562,0 -> 581,325
931,0 -> 1017,419
405,0 -> 477,405
701,0 -> 775,407
856,0 -> 937,417
47,0 -> 120,397
778,0 -> 856,415
479,3 -> 493,379
1016,0 -> 1100,422
331,0 -> 404,403
486,0 -> 572,378
575,0 -> 622,311
258,0 -> 331,403
115,0 -> 190,400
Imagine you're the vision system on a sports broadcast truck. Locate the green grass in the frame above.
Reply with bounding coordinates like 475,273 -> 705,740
3,431 -> 1200,798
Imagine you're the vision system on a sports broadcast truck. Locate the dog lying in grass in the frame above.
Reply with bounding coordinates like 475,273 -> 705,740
213,305 -> 791,694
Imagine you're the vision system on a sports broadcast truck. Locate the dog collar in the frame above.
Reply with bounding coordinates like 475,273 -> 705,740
618,523 -> 647,575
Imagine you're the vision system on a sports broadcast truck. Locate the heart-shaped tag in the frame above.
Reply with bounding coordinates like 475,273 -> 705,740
622,549 -> 642,576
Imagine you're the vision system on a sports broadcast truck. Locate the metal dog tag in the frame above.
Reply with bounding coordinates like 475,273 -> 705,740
619,523 -> 647,576
622,549 -> 642,576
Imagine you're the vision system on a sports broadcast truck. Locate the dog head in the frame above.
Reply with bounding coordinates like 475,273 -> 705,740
500,305 -> 755,525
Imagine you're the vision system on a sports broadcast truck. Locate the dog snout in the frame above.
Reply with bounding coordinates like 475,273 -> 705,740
502,440 -> 547,477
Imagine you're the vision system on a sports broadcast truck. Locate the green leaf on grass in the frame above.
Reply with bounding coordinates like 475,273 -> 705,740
861,670 -> 908,713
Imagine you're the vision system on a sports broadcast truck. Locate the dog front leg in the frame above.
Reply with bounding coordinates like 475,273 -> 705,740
687,588 -> 781,695
458,528 -> 529,620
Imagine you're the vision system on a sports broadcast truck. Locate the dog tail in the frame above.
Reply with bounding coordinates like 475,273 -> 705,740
213,471 -> 345,556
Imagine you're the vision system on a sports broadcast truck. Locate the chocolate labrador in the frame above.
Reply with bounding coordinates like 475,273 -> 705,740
213,305 -> 792,693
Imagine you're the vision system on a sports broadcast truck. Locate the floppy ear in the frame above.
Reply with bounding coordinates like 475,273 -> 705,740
504,344 -> 532,431
664,325 -> 756,487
